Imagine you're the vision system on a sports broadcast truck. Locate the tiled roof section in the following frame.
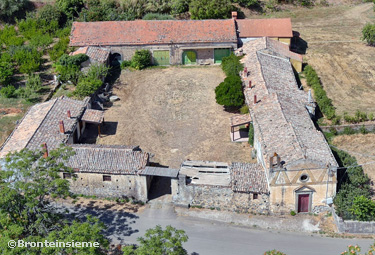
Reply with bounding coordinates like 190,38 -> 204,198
141,166 -> 179,178
0,100 -> 55,158
230,162 -> 269,193
82,109 -> 104,124
26,96 -> 89,151
265,38 -> 303,62
71,47 -> 110,63
70,20 -> 237,46
237,18 -> 293,38
71,46 -> 88,55
241,38 -> 338,168
230,114 -> 251,127
69,144 -> 149,174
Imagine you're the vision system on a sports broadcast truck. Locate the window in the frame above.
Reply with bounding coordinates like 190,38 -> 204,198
253,193 -> 258,200
63,173 -> 72,179
300,174 -> 309,182
103,175 -> 111,182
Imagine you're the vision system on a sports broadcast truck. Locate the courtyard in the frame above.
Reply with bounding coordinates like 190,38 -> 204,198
97,66 -> 252,168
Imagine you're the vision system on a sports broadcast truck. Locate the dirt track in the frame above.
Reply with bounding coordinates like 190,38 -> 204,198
98,67 -> 252,168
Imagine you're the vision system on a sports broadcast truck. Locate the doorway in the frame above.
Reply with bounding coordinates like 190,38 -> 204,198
297,194 -> 310,213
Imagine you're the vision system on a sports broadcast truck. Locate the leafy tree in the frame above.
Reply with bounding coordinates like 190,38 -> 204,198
221,54 -> 243,77
79,0 -> 124,21
55,64 -> 82,84
0,25 -> 24,47
49,37 -> 70,61
144,0 -> 172,14
58,53 -> 89,67
362,23 -> 375,46
0,85 -> 16,98
123,225 -> 188,255
37,4 -> 63,25
131,50 -> 152,70
215,75 -> 244,108
26,73 -> 42,92
0,0 -> 29,22
74,77 -> 103,98
170,0 -> 190,14
0,62 -> 14,85
189,0 -> 233,19
120,0 -> 147,19
56,0 -> 84,18
349,195 -> 375,221
85,63 -> 110,80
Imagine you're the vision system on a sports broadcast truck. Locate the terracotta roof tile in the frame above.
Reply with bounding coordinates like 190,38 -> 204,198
70,20 -> 237,46
230,162 -> 269,194
237,18 -> 293,38
81,109 -> 104,124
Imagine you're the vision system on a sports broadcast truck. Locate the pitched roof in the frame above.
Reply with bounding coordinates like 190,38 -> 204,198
241,38 -> 337,169
81,109 -> 104,124
0,97 -> 89,158
71,47 -> 110,63
70,20 -> 238,46
68,144 -> 149,175
237,18 -> 293,38
230,162 -> 269,194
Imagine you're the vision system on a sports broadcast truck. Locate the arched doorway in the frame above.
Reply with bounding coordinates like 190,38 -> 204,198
182,50 -> 197,65
110,53 -> 122,66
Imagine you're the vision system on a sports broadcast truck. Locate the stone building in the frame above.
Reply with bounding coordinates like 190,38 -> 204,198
239,38 -> 338,214
69,20 -> 238,65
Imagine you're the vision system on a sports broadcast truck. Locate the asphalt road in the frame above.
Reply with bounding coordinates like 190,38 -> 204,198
63,201 -> 374,255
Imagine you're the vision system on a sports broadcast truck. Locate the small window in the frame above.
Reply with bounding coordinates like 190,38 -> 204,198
63,173 -> 72,179
300,174 -> 309,182
103,175 -> 111,182
253,193 -> 258,200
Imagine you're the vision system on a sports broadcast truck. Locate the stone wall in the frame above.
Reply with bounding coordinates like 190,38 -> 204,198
320,122 -> 375,133
173,175 -> 270,214
63,172 -> 149,202
332,208 -> 375,233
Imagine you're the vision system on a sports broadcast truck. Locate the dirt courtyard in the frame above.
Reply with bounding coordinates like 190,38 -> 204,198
98,67 -> 251,168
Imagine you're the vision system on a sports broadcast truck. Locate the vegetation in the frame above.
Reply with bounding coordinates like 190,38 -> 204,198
189,0 -> 233,19
240,105 -> 249,114
362,23 -> 375,46
0,0 -> 29,22
349,195 -> 375,221
131,50 -> 152,70
234,0 -> 260,8
123,225 -> 188,255
248,122 -> 254,146
221,54 -> 243,77
215,76 -> 244,107
56,0 -> 84,18
264,250 -> 286,255
143,13 -> 174,20
304,65 -> 336,120
0,146 -> 109,254
74,63 -> 109,98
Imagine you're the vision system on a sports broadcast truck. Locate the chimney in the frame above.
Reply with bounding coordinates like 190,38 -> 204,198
276,153 -> 281,167
308,89 -> 313,103
42,143 -> 48,158
232,11 -> 237,20
67,110 -> 71,118
254,95 -> 257,104
248,80 -> 252,88
243,67 -> 248,77
59,120 -> 65,134
269,156 -> 274,169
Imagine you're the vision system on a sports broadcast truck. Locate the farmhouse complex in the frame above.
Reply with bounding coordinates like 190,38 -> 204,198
0,16 -> 337,215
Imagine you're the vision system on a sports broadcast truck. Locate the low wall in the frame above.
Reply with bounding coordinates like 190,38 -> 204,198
332,208 -> 375,233
173,175 -> 270,214
320,122 -> 375,133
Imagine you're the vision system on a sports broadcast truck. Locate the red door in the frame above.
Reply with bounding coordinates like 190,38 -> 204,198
298,194 -> 310,213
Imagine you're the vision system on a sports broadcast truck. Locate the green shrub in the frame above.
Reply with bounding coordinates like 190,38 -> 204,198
57,54 -> 89,67
355,110 -> 368,122
131,50 -> 151,70
221,54 -> 243,77
74,78 -> 103,98
290,210 -> 296,216
215,75 -> 244,108
79,0 -> 123,22
264,250 -> 286,255
121,60 -> 132,69
37,4 -> 62,25
85,63 -> 110,80
10,46 -> 42,73
0,62 -> 14,85
369,113 -> 374,121
49,37 -> 70,61
240,105 -> 249,114
143,13 -> 174,20
189,0 -> 233,19
0,0 -> 29,22
0,25 -> 24,47
29,33 -> 53,48
0,85 -> 16,98
248,122 -> 254,146
55,64 -> 81,84
343,126 -> 355,135
359,125 -> 368,134
362,23 -> 375,46
331,115 -> 341,125
56,0 -> 84,18
171,0 -> 190,14
349,195 -> 375,221
25,74 -> 42,92
234,0 -> 260,8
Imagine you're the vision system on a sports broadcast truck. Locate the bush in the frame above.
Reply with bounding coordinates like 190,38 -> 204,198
331,115 -> 341,125
56,0 -> 84,18
121,60 -> 132,69
248,122 -> 254,146
79,0 -> 123,22
10,46 -> 42,74
0,62 -> 14,85
215,75 -> 244,107
55,64 -> 81,84
370,113 -> 374,121
85,63 -> 110,80
0,25 -> 24,47
49,37 -> 70,61
240,105 -> 249,114
234,0 -> 260,8
74,78 -> 103,98
171,0 -> 190,14
57,54 -> 88,67
343,126 -> 355,135
0,85 -> 16,98
264,250 -> 286,255
0,0 -> 29,22
131,50 -> 151,70
143,13 -> 174,20
26,74 -> 42,92
362,23 -> 375,46
37,4 -> 63,25
359,125 -> 368,134
290,210 -> 296,216
189,0 -> 233,19
349,195 -> 375,221
29,33 -> 54,48
119,0 -> 147,20
221,54 -> 243,77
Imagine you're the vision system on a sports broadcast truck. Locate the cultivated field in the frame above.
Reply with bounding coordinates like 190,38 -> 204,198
252,3 -> 375,115
98,67 -> 252,168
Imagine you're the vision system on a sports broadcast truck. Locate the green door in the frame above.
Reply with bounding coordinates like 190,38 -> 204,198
153,50 -> 170,65
214,48 -> 231,64
182,51 -> 197,65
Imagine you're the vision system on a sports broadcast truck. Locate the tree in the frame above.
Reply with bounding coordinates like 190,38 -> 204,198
362,23 -> 375,46
234,0 -> 260,8
221,54 -> 243,77
0,0 -> 29,22
56,0 -> 84,18
0,62 -> 14,85
131,50 -> 152,70
123,225 -> 188,255
215,75 -> 244,108
189,0 -> 233,19
0,146 -> 109,254
170,0 -> 190,15
349,195 -> 375,221
37,4 -> 63,25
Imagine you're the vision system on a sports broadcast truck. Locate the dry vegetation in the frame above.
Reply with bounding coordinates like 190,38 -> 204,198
97,67 -> 252,168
